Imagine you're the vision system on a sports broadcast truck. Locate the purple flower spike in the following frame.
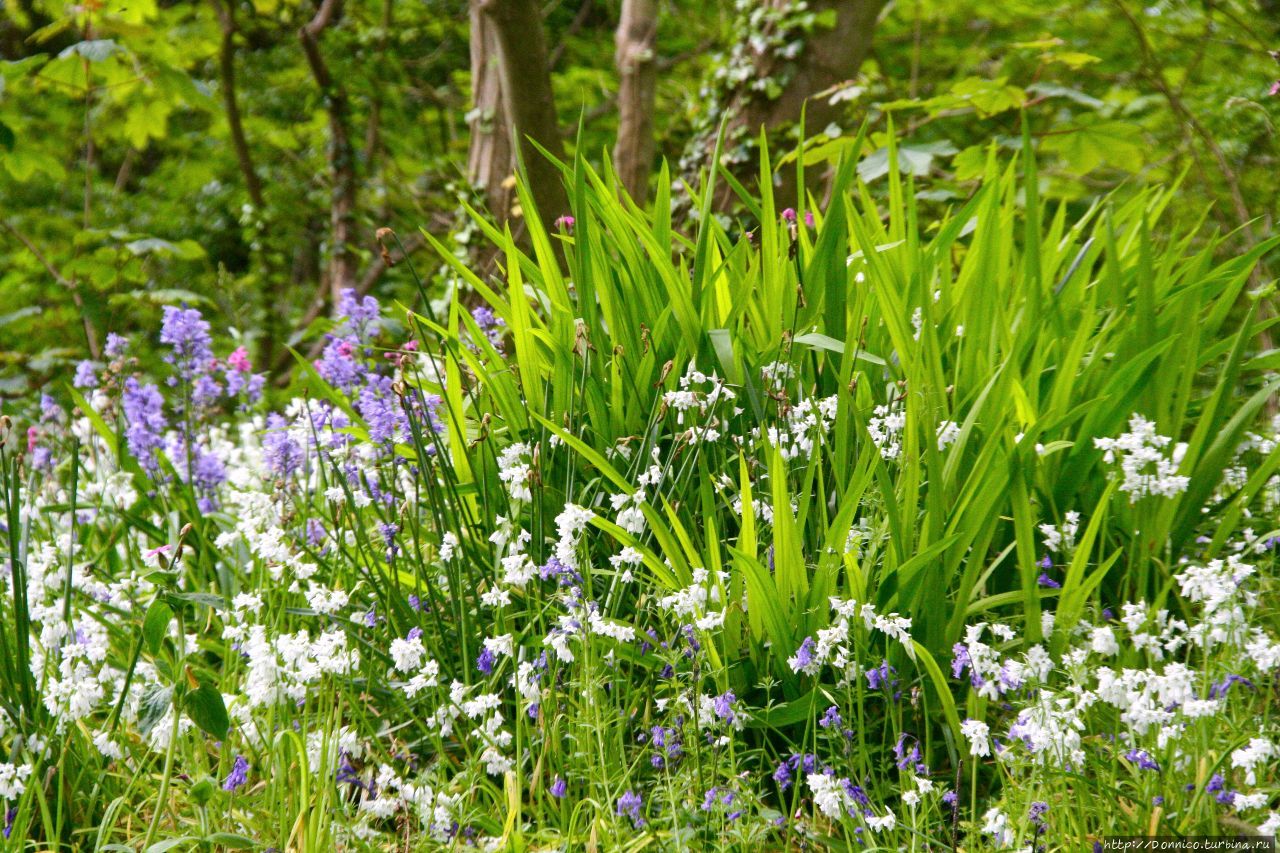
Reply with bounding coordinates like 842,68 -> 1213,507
222,755 -> 250,792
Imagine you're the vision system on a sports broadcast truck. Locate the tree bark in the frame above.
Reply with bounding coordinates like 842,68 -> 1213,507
478,0 -> 568,231
299,0 -> 359,307
687,0 -> 883,212
212,0 -> 264,210
613,0 -> 658,203
467,0 -> 516,225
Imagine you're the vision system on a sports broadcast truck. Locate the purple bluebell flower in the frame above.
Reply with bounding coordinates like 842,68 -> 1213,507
160,305 -> 214,380
791,636 -> 816,669
712,690 -> 737,724
122,377 -> 168,476
1125,748 -> 1160,772
263,414 -> 304,478
1209,674 -> 1255,699
358,374 -> 407,445
819,705 -> 842,729
336,751 -> 366,790
305,518 -> 327,547
222,755 -> 250,792
315,336 -> 362,392
191,445 -> 227,511
841,778 -> 870,808
772,760 -> 793,790
894,733 -> 922,771
476,646 -> 496,676
1037,572 -> 1061,589
865,659 -> 894,691
73,360 -> 98,388
951,643 -> 971,679
616,790 -> 644,826
105,332 -> 129,358
470,305 -> 506,350
337,288 -> 381,341
550,776 -> 567,798
191,373 -> 222,408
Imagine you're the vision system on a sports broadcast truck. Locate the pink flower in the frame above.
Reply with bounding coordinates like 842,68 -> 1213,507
804,211 -> 815,228
227,346 -> 251,373
781,207 -> 797,223
26,426 -> 38,453
555,215 -> 575,230
1270,80 -> 1280,97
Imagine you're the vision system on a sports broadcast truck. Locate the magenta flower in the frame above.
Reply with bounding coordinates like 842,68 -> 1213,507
226,346 -> 251,373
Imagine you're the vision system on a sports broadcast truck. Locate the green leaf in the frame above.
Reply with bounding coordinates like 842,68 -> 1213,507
185,683 -> 229,740
858,141 -> 957,182
948,76 -> 1027,116
58,39 -> 124,62
144,838 -> 198,853
188,776 -> 217,807
142,599 -> 172,656
1027,82 -> 1104,110
203,833 -> 257,850
167,592 -> 227,610
1042,121 -> 1145,175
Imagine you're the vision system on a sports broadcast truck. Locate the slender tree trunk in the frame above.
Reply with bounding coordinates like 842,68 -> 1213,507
467,0 -> 516,224
686,0 -> 883,212
212,0 -> 264,210
478,0 -> 568,231
613,0 -> 658,203
299,0 -> 359,307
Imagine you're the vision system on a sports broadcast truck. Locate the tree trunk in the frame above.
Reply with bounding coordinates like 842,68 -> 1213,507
299,0 -> 358,307
478,0 -> 568,232
687,0 -> 883,213
613,0 -> 658,203
467,0 -> 516,225
212,0 -> 264,210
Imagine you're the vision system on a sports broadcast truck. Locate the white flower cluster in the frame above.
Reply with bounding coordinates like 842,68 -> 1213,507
357,762 -> 460,841
935,419 -> 960,451
1039,510 -> 1080,553
867,403 -> 905,461
658,567 -> 728,631
0,761 -> 32,799
788,597 -> 915,681
762,395 -> 839,461
662,364 -> 739,444
1094,414 -> 1189,502
497,442 -> 533,503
